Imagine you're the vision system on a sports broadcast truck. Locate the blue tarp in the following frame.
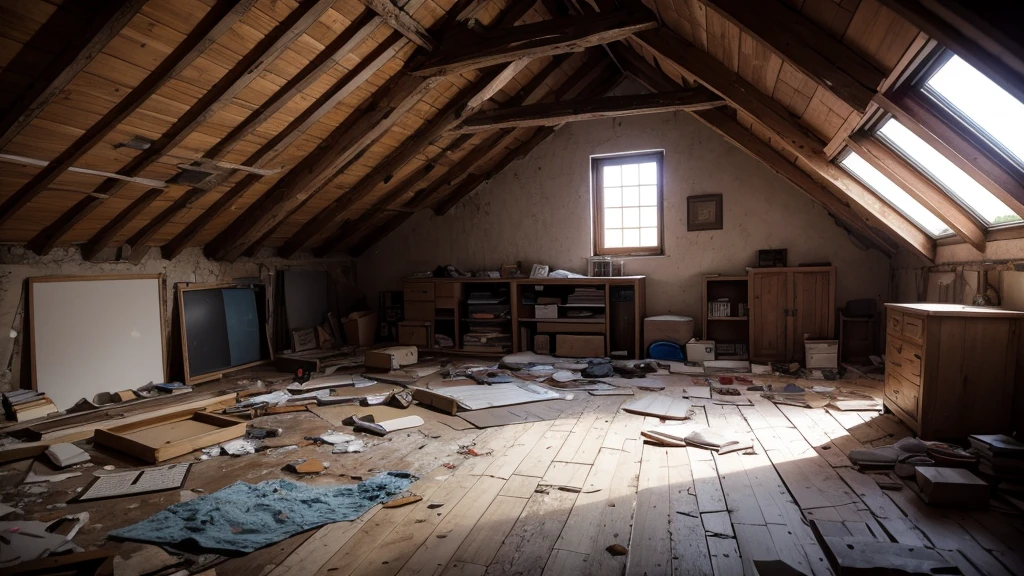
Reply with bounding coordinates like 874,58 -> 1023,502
110,471 -> 416,553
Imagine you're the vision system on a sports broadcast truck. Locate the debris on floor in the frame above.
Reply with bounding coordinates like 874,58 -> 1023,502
109,472 -> 417,553
23,470 -> 82,484
621,395 -> 692,420
0,512 -> 89,567
285,459 -> 327,474
349,414 -> 424,436
382,495 -> 423,508
44,443 -> 90,468
78,463 -> 192,501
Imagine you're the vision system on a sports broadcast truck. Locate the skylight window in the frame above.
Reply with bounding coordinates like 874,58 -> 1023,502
924,55 -> 1024,167
877,119 -> 1021,225
839,151 -> 952,237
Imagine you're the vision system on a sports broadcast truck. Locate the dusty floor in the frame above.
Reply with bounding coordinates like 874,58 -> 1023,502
1,365 -> 1022,576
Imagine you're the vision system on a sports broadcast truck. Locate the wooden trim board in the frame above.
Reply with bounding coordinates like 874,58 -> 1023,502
93,410 -> 245,463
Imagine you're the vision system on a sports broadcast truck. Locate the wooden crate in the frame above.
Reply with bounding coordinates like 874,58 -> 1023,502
93,410 -> 245,463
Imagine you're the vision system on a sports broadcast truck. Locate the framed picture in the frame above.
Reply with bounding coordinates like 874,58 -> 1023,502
687,194 -> 723,231
500,263 -> 521,278
530,264 -> 549,278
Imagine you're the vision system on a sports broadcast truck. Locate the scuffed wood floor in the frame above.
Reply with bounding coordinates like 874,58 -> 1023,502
3,370 -> 1023,576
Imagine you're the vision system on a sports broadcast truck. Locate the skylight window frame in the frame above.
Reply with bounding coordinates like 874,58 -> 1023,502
836,147 -> 953,239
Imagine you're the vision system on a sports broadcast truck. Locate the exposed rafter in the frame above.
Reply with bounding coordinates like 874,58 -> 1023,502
156,34 -> 409,262
701,0 -> 884,112
0,0 -> 147,151
26,0 -> 337,256
359,0 -> 435,50
846,134 -> 985,252
414,8 -> 657,77
633,27 -> 935,260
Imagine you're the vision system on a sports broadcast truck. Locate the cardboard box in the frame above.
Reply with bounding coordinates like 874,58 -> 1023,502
534,334 -> 551,354
685,338 -> 716,362
343,310 -> 378,347
915,467 -> 989,507
398,321 -> 432,347
556,334 -> 604,357
643,315 -> 695,351
535,304 -> 559,319
805,339 -> 839,369
364,346 -> 419,371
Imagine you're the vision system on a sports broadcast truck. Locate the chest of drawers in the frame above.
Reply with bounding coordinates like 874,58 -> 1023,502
884,303 -> 1023,440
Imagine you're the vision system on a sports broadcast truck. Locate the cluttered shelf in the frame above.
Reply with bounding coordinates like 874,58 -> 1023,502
707,316 -> 748,321
517,318 -> 605,324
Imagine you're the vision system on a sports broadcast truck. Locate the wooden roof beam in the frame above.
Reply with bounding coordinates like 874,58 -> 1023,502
456,87 -> 725,132
0,0 -> 147,151
414,7 -> 657,77
874,92 -> 1024,220
359,0 -> 434,50
701,0 -> 884,113
633,27 -> 935,261
846,133 -> 985,252
696,109 -> 900,256
26,0 -> 336,256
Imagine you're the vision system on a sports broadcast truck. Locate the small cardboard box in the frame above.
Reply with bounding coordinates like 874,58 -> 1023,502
805,339 -> 839,369
398,321 -> 432,347
556,334 -> 604,358
535,304 -> 559,319
364,346 -> 419,371
685,338 -> 716,362
343,310 -> 378,347
644,315 -> 695,351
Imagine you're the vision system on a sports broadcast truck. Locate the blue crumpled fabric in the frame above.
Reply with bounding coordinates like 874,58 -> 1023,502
110,471 -> 416,553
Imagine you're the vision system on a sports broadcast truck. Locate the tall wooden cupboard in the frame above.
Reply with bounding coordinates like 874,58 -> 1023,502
748,266 -> 836,363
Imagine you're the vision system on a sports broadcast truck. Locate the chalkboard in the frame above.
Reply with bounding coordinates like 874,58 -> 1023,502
179,284 -> 268,383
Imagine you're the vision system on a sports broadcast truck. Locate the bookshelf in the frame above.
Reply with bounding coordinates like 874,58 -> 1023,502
702,275 -> 749,360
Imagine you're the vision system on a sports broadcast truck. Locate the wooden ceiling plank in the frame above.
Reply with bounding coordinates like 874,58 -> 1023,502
158,32 -> 408,261
633,27 -> 935,260
846,133 -> 986,251
456,87 -> 725,132
89,11 -> 390,262
703,0 -> 883,112
413,8 -> 658,77
696,108 -> 899,255
26,0 -> 338,256
359,0 -> 435,50
349,211 -> 414,256
0,0 -> 148,151
81,189 -> 164,259
876,0 -> 1024,105
874,92 -> 1024,219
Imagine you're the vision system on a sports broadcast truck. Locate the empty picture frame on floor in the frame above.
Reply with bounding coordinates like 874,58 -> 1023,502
29,275 -> 166,411
178,283 -> 271,384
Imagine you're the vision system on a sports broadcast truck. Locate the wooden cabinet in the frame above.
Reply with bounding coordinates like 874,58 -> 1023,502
884,303 -> 1024,440
748,266 -> 835,363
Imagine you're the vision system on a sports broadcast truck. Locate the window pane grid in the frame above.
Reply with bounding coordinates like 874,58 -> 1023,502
596,156 -> 662,254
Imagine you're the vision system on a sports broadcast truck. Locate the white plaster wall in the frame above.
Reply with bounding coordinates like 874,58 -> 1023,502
0,246 -> 358,391
359,109 -> 891,320
891,237 -> 1024,309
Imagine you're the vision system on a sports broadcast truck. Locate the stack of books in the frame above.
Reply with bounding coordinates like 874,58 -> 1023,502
2,390 -> 59,422
969,434 -> 1024,481
464,290 -> 511,352
566,288 -> 604,305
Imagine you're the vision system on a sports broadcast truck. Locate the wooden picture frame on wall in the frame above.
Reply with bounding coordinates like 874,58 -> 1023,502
687,194 -> 723,231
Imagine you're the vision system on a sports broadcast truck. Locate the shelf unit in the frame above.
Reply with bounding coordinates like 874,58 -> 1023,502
402,276 -> 645,358
702,275 -> 750,360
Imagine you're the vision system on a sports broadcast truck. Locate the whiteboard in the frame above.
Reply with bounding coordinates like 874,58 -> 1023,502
31,276 -> 165,410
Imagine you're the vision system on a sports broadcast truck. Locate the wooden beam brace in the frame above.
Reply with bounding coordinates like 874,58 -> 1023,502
203,72 -> 442,261
414,8 -> 657,76
846,134 -> 986,252
0,0 -> 147,151
695,109 -> 899,256
359,0 -> 434,50
877,0 -> 1024,105
875,92 -> 1024,219
467,58 -> 534,110
633,27 -> 936,261
457,87 -> 724,132
158,32 -> 409,261
702,0 -> 883,112
26,0 -> 336,256
608,41 -> 683,93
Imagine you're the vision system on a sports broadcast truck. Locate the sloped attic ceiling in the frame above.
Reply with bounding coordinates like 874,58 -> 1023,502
0,0 -> 1021,262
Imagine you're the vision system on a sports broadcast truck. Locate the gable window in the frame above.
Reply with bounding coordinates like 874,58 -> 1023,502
592,151 -> 664,256
876,118 -> 1021,226
839,151 -> 952,237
